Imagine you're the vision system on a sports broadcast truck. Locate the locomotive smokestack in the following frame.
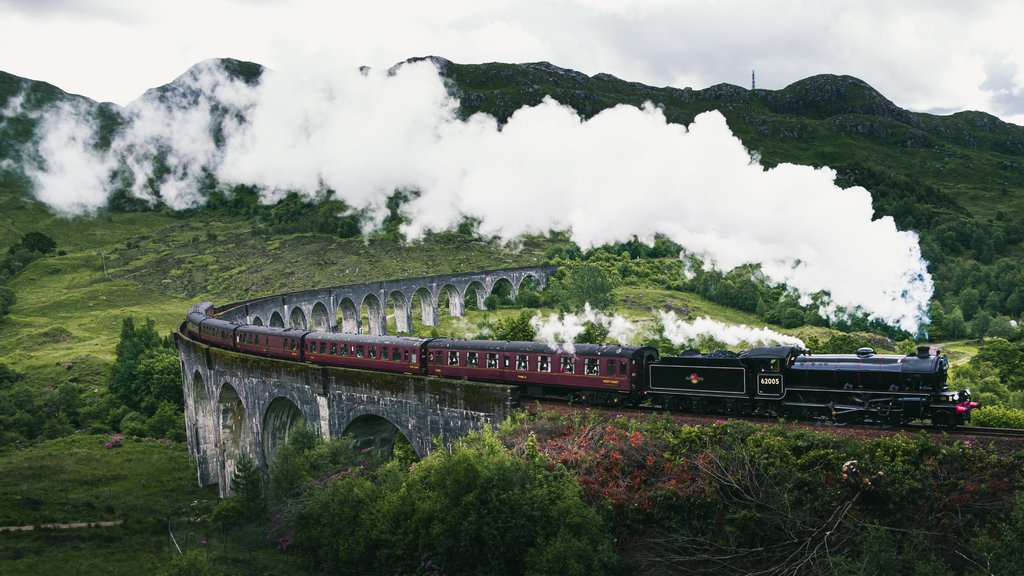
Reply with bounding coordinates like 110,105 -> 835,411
917,345 -> 931,358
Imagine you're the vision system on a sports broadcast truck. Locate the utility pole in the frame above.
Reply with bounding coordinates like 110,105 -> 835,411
99,250 -> 109,279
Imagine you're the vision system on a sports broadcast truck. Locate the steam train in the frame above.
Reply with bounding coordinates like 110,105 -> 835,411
184,302 -> 977,427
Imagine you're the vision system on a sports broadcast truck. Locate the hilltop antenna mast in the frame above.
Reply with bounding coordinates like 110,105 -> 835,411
752,70 -> 756,90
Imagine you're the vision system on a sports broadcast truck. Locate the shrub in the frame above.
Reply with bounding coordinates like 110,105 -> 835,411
971,405 -> 1024,429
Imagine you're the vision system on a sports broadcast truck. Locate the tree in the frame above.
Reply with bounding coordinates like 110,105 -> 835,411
550,262 -> 616,311
16,232 -> 57,255
136,349 -> 184,414
108,317 -> 175,414
944,307 -> 967,340
0,286 -> 15,316
493,310 -> 537,341
230,453 -> 265,515
971,311 -> 992,339
960,288 -> 981,321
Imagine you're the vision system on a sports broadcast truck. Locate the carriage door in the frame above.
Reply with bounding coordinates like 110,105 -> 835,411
756,358 -> 784,397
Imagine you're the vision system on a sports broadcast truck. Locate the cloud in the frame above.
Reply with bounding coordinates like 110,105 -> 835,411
24,58 -> 934,331
23,100 -> 114,214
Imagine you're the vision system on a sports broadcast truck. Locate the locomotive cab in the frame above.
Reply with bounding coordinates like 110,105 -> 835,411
738,346 -> 803,398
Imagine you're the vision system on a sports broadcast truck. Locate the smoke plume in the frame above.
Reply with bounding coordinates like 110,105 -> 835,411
657,311 -> 806,349
13,58 -> 934,331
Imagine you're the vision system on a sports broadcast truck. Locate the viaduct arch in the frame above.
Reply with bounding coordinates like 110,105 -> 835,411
226,265 -> 556,335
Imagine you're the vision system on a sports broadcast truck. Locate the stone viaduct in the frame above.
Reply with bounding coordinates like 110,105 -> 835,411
218,265 -> 557,335
177,266 -> 555,496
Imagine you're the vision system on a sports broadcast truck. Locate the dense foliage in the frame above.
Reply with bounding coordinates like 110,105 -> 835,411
235,427 -> 614,576
0,315 -> 183,449
211,410 -> 1024,576
498,410 -> 1024,575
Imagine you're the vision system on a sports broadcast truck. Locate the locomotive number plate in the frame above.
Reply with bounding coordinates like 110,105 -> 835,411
757,373 -> 783,396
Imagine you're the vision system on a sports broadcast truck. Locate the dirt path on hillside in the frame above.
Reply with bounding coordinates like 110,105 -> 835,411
0,520 -> 123,532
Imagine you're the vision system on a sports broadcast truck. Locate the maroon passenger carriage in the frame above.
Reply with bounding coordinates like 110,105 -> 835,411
301,332 -> 428,375
425,339 -> 659,405
234,324 -> 309,361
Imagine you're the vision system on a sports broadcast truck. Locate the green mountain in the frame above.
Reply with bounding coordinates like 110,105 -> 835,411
2,57 -> 1023,337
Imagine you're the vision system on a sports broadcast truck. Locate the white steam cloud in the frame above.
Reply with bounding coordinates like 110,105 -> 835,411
18,58 -> 934,331
657,311 -> 805,349
530,303 -> 642,353
527,305 -> 804,351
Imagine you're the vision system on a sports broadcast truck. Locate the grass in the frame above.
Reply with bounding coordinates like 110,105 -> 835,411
0,434 -> 218,575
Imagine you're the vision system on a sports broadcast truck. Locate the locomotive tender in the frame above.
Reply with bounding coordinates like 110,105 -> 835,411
184,302 -> 977,427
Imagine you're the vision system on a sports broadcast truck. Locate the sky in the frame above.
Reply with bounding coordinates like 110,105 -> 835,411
1,0 -> 1023,125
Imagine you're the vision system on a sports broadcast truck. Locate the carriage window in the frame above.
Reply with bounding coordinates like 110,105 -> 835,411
561,357 -> 575,374
607,359 -> 616,375
448,351 -> 459,366
538,355 -> 551,372
340,345 -> 348,357
516,354 -> 528,370
467,352 -> 479,367
330,343 -> 337,355
411,352 -> 417,363
503,356 -> 510,368
368,346 -> 377,359
356,345 -> 365,358
585,358 -> 599,375
393,348 -> 401,361
403,350 -> 409,361
381,347 -> 388,360
620,361 -> 627,375
289,339 -> 296,351
486,353 -> 498,369
321,342 -> 328,354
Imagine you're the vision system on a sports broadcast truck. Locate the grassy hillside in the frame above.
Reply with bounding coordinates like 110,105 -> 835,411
0,434 -> 217,576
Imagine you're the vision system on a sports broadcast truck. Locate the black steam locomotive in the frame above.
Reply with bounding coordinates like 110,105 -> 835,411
184,302 -> 977,427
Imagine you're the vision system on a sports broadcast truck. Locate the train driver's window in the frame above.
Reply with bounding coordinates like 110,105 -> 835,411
585,358 -> 599,375
516,354 -> 528,370
467,352 -> 479,367
538,356 -> 551,372
448,351 -> 459,366
561,357 -> 574,374
769,359 -> 780,371
487,353 -> 498,369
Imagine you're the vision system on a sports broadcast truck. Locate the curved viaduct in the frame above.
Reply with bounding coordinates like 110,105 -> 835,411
177,266 -> 555,496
